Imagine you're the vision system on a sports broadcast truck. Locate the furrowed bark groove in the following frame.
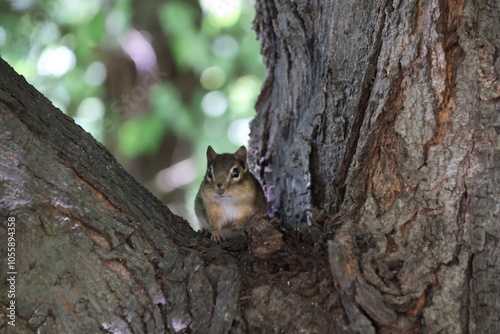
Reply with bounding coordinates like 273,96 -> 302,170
252,0 -> 499,332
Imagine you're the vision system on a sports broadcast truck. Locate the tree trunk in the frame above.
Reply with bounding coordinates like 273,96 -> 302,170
0,0 -> 499,334
251,0 -> 499,333
0,57 -> 334,333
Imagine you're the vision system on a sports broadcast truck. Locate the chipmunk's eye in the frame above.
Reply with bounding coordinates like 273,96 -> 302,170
231,168 -> 240,178
207,169 -> 213,180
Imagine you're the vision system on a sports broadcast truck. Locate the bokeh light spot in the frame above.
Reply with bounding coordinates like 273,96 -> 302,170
212,35 -> 238,58
200,66 -> 225,90
84,61 -> 107,87
227,118 -> 251,145
37,46 -> 76,77
201,91 -> 227,117
74,97 -> 105,141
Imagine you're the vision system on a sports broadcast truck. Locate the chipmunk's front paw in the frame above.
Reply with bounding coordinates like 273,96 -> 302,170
210,230 -> 225,243
198,228 -> 211,237
230,220 -> 245,232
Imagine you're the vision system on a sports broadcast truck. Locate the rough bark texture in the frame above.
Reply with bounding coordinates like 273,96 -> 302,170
251,0 -> 499,333
0,59 -> 241,333
0,59 -> 339,333
0,0 -> 498,333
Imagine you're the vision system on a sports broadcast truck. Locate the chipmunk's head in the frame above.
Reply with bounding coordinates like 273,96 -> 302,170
204,145 -> 249,198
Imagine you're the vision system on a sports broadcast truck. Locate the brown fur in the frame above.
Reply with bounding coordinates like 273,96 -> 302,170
195,146 -> 267,241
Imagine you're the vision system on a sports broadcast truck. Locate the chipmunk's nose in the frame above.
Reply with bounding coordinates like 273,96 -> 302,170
216,184 -> 225,195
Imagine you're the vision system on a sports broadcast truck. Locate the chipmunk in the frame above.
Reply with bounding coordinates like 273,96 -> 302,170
195,145 -> 267,242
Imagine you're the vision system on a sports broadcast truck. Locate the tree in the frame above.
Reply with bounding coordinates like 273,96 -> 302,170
0,1 -> 498,334
251,0 -> 499,332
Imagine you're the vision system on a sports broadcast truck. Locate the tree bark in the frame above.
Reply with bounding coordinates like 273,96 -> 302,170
0,58 -> 338,333
0,59 -> 243,333
0,0 -> 499,333
251,0 -> 499,333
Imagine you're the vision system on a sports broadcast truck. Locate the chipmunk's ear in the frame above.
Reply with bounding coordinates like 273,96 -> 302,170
234,146 -> 248,170
207,145 -> 217,162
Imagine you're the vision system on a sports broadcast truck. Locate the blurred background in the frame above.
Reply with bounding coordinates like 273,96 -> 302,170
0,0 -> 264,227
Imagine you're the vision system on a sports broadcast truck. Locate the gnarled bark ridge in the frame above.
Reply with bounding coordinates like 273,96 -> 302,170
251,0 -> 499,332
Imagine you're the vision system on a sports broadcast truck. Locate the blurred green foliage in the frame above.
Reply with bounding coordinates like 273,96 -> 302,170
0,0 -> 264,215
0,0 -> 263,152
0,0 -> 121,141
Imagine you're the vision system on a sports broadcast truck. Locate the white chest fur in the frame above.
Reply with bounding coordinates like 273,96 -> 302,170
214,197 -> 246,226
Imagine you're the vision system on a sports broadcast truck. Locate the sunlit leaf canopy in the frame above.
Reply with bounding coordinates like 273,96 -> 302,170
1,0 -> 264,217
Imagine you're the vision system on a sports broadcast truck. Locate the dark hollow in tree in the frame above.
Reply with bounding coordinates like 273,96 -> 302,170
1,0 -> 499,333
